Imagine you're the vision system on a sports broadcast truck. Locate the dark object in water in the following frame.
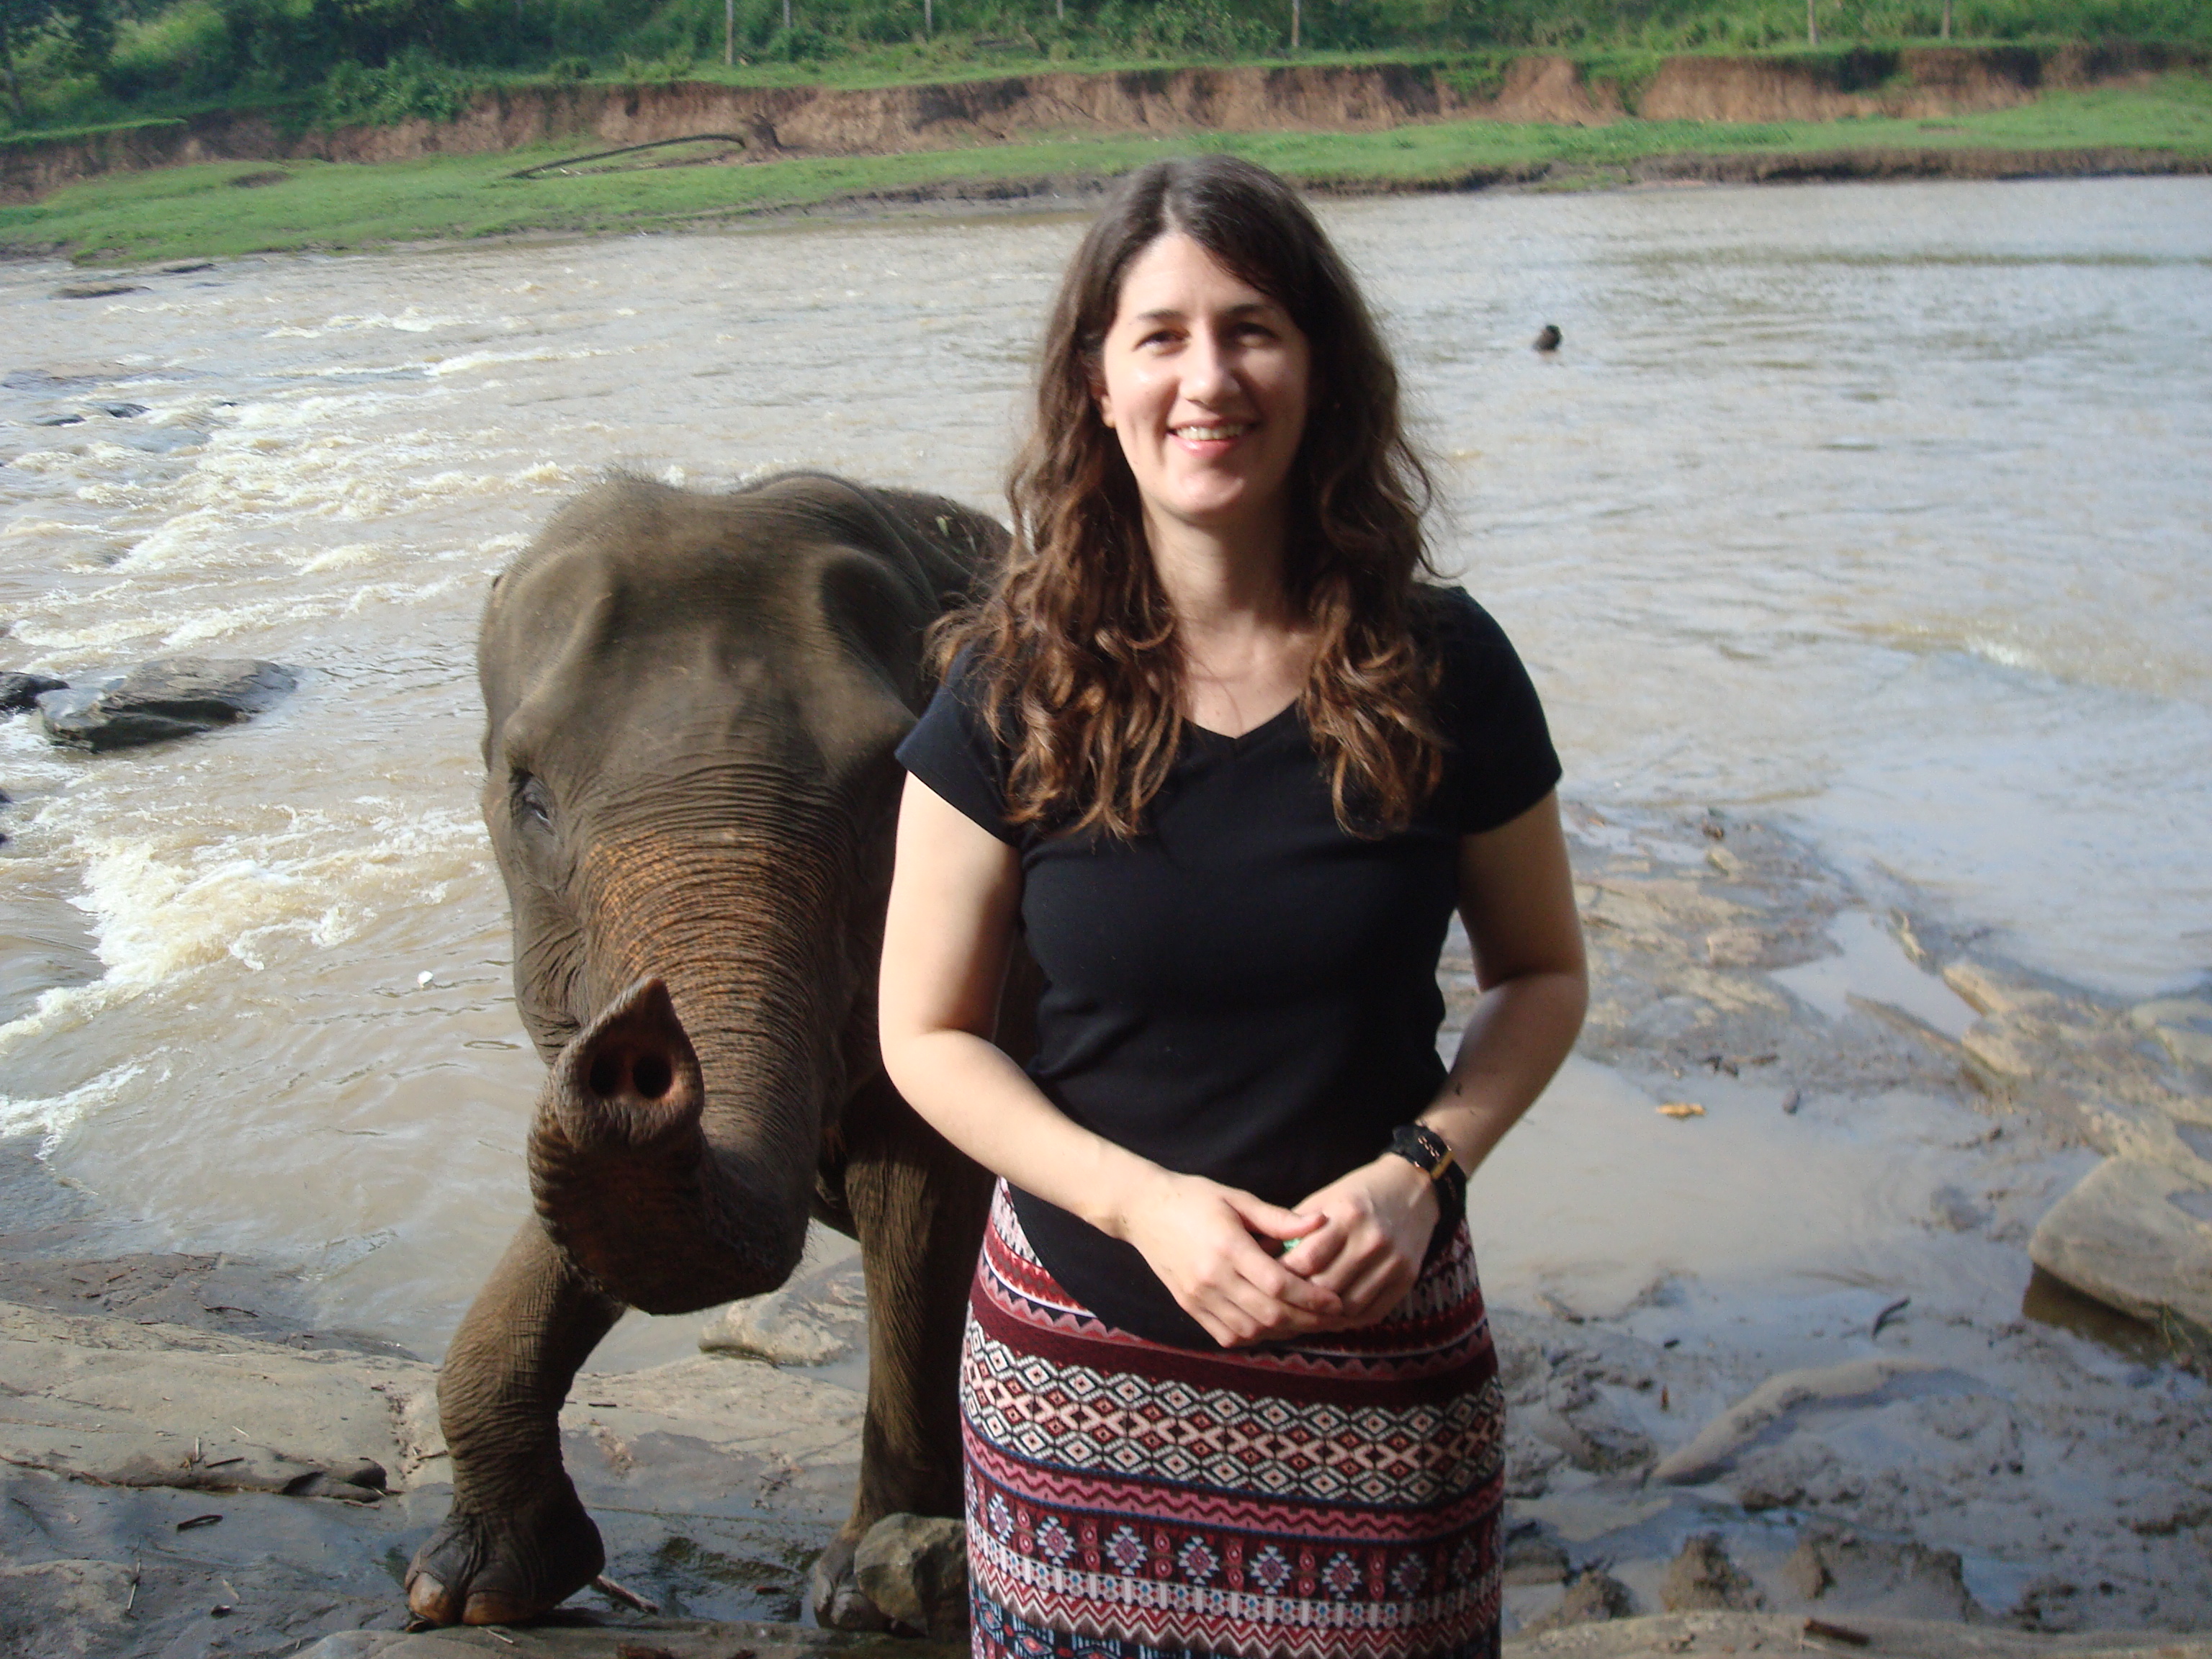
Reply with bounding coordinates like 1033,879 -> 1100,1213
0,671 -> 66,712
1534,324 -> 1563,353
161,261 -> 215,274
99,403 -> 148,418
32,414 -> 84,426
1805,1618 -> 1872,1646
37,657 -> 298,751
55,282 -> 146,300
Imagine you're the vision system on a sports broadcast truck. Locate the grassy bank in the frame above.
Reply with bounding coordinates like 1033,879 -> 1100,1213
4,72 -> 2206,265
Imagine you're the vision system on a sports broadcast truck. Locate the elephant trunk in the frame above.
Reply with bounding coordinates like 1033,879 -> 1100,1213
527,974 -> 822,1313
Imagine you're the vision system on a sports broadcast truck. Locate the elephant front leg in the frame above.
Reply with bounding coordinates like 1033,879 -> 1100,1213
407,1218 -> 624,1625
812,1074 -> 994,1627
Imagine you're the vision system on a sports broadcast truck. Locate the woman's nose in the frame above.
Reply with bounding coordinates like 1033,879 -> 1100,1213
1179,333 -> 1238,403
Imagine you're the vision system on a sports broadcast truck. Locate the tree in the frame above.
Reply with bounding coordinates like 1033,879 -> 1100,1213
0,0 -> 112,125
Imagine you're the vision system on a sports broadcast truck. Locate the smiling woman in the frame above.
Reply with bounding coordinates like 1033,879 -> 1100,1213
876,156 -> 1588,1659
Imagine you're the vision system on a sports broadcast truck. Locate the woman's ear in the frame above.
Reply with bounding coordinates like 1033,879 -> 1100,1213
1087,368 -> 1115,429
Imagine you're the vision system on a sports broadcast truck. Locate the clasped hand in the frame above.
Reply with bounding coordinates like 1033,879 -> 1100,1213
1119,1158 -> 1439,1350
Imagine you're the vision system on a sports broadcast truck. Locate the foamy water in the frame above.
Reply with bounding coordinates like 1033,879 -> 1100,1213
0,179 -> 2206,1356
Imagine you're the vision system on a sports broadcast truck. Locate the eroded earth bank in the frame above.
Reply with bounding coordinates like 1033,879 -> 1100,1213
1,803 -> 2208,1659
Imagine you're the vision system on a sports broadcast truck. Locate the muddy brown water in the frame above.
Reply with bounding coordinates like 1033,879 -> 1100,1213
0,178 -> 2207,1616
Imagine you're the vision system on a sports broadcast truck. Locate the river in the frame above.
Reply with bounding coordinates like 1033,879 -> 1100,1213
0,176 -> 2206,1369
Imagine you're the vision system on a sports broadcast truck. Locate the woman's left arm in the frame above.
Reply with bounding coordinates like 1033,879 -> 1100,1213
1283,790 -> 1588,1322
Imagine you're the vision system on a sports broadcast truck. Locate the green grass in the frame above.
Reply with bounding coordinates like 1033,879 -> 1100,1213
4,73 -> 2204,265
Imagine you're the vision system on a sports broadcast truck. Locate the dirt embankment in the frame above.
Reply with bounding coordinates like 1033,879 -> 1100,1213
3,40 -> 2202,204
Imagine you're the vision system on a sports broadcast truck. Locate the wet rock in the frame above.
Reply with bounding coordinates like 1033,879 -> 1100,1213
1929,1184 -> 1986,1231
297,1622 -> 969,1656
36,657 -> 297,751
1659,1532 -> 1762,1611
53,282 -> 146,300
854,1513 -> 967,1641
1501,1521 -> 1570,1586
1653,1357 -> 1949,1484
0,670 -> 64,712
30,413 -> 84,426
2131,997 -> 2212,1069
0,1558 -> 135,1656
0,1300 -> 432,1497
2027,1156 -> 2212,1334
96,402 -> 148,418
701,1254 -> 866,1366
160,261 -> 215,274
2013,1573 -> 2084,1633
1780,1527 -> 1979,1619
1524,1570 -> 1635,1632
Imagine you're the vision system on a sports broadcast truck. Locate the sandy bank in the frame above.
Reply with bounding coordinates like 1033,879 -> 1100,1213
2,805 -> 2207,1656
4,43 -> 2203,205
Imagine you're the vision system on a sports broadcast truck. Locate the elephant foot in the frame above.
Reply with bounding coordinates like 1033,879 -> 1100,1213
405,1480 -> 604,1627
809,1534 -> 891,1632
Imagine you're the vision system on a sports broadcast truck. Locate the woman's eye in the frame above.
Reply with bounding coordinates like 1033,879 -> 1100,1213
514,773 -> 554,828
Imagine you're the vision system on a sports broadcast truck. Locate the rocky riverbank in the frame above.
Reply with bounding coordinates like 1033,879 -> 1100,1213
1,803 -> 2206,1657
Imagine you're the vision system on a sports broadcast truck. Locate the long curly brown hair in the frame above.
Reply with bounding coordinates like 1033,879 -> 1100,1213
938,154 -> 1445,838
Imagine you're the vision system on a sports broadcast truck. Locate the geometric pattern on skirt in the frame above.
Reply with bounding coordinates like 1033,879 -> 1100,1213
962,1182 -> 1504,1659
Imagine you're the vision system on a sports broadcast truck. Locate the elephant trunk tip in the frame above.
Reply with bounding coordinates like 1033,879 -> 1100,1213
545,976 -> 703,1152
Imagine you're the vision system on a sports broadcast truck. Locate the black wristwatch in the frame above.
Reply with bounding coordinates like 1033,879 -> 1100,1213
1385,1123 -> 1467,1221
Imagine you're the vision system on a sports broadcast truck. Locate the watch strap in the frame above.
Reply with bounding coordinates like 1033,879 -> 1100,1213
1386,1123 -> 1467,1220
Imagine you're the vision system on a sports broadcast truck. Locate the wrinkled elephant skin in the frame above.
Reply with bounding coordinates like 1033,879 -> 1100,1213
405,472 -> 1010,1627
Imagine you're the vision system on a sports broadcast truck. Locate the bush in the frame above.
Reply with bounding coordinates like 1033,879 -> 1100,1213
102,0 -> 233,98
313,46 -> 473,123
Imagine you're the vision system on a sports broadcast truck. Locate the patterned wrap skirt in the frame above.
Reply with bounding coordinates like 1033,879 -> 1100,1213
961,1182 -> 1504,1659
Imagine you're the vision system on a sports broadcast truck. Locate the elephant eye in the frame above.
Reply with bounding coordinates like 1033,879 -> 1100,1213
513,772 -> 554,829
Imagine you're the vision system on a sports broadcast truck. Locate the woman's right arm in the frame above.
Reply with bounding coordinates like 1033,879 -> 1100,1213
878,773 -> 1341,1347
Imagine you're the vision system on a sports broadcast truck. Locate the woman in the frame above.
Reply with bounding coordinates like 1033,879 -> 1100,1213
878,156 -> 1586,1659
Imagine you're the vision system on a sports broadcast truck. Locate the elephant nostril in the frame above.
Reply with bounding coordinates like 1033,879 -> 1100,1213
588,1052 -> 624,1097
631,1053 -> 674,1100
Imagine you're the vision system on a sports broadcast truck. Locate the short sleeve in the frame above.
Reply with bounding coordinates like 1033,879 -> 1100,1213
1430,588 -> 1563,835
895,647 -> 1020,845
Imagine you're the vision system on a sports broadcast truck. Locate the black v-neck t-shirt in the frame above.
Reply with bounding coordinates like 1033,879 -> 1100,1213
895,586 -> 1560,1349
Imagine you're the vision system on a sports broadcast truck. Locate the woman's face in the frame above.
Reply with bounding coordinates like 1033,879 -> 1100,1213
1092,232 -> 1312,549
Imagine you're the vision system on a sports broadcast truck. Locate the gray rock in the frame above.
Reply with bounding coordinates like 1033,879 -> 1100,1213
0,1559 -> 136,1656
854,1512 -> 967,1641
1659,1532 -> 1763,1611
701,1254 -> 866,1366
96,402 -> 148,418
31,413 -> 84,426
2131,997 -> 2212,1069
1653,1357 -> 1947,1484
1779,1527 -> 1979,1619
1501,1522 -> 1570,1586
1524,1570 -> 1635,1632
54,282 -> 146,300
0,1300 -> 428,1498
36,657 -> 297,751
0,670 -> 64,712
2028,1156 -> 2212,1334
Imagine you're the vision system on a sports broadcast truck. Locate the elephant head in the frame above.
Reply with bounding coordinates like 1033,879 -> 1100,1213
477,471 -> 1000,1313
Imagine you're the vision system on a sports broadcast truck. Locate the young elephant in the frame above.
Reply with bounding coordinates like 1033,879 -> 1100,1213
404,471 -> 1012,1628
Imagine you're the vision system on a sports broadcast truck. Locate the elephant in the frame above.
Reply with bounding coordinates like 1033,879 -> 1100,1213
403,470 -> 1017,1628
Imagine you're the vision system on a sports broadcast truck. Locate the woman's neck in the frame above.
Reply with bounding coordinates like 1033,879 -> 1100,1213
1145,511 -> 1315,737
1144,505 -> 1292,637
